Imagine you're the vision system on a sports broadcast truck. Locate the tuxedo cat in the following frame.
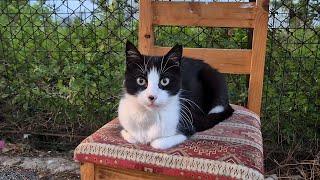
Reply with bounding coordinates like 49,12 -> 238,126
118,41 -> 234,149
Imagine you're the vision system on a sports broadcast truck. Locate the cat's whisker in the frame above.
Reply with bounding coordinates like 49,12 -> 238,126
179,112 -> 190,129
180,89 -> 191,92
163,64 -> 179,73
180,103 -> 192,118
143,56 -> 147,73
180,106 -> 193,125
160,55 -> 165,73
179,89 -> 191,96
179,110 -> 193,130
179,108 -> 194,130
180,103 -> 193,123
147,56 -> 152,66
180,107 -> 192,123
133,62 -> 145,74
179,98 -> 193,109
143,56 -> 153,73
166,52 -> 176,61
162,53 -> 174,73
180,97 -> 205,114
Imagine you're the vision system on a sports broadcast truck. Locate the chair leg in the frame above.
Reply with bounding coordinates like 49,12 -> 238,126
80,162 -> 95,180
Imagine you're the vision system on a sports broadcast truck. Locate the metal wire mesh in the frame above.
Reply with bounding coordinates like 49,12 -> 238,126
0,0 -> 139,150
0,0 -> 319,165
263,0 -> 319,172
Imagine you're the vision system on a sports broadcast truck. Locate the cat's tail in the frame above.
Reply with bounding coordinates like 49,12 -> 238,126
195,104 -> 234,132
207,104 -> 234,122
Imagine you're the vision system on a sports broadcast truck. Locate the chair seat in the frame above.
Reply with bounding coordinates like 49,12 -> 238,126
74,105 -> 264,180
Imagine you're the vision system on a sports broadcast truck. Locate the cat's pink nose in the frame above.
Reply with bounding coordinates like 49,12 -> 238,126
148,95 -> 157,102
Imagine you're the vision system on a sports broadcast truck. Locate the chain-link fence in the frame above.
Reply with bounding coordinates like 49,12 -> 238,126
0,0 -> 319,174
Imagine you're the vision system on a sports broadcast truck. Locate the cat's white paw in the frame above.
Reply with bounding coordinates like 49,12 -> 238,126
151,134 -> 187,149
150,139 -> 171,149
121,129 -> 137,144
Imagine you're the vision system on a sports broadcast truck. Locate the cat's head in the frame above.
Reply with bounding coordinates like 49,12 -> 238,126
124,41 -> 182,110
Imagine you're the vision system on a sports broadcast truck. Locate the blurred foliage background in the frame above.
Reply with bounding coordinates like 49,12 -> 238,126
0,0 -> 319,174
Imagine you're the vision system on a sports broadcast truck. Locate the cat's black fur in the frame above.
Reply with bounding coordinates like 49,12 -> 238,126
125,41 -> 234,136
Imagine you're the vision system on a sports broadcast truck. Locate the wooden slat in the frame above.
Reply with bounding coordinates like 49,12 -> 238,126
148,47 -> 252,74
138,0 -> 269,113
152,2 -> 257,28
95,165 -> 181,180
81,162 -> 95,180
247,7 -> 269,115
139,0 -> 154,54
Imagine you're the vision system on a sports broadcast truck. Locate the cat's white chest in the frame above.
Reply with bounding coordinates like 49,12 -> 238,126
118,94 -> 180,144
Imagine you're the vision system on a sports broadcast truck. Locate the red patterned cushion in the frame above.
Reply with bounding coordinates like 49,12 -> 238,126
74,105 -> 263,179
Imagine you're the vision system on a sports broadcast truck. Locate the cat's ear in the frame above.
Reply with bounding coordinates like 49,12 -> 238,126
165,44 -> 182,65
126,41 -> 142,63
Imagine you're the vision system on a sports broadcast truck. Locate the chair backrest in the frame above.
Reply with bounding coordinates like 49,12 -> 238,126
138,0 -> 269,115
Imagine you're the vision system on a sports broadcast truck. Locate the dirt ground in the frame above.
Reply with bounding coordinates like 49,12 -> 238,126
0,143 -> 80,180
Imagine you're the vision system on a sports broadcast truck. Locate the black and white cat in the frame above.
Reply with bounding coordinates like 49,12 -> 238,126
118,41 -> 234,149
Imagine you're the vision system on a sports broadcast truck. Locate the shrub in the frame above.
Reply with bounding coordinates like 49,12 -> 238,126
0,1 -> 318,152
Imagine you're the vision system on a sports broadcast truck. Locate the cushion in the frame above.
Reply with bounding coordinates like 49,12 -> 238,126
74,105 -> 263,180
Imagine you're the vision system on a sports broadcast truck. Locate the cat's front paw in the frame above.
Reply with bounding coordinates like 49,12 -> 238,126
151,135 -> 187,149
121,129 -> 137,144
150,139 -> 171,149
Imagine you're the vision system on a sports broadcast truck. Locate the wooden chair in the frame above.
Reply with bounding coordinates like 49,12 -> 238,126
75,0 -> 269,179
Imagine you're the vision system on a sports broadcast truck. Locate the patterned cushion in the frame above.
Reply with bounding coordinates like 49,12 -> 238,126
74,105 -> 263,180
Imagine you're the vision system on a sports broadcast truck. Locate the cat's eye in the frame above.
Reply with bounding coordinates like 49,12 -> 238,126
136,77 -> 146,86
160,77 -> 170,86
